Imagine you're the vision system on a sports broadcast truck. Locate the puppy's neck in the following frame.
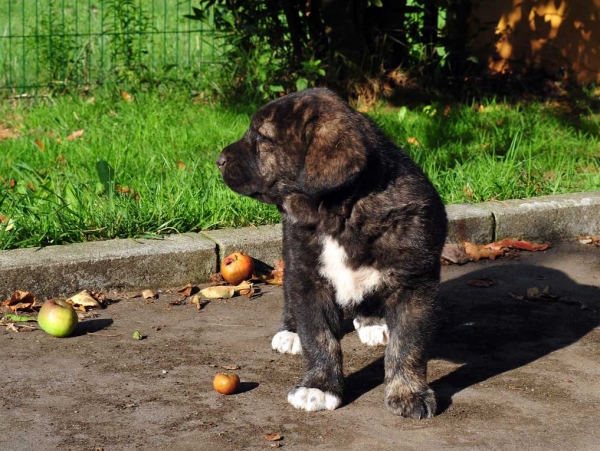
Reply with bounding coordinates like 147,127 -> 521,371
281,189 -> 357,227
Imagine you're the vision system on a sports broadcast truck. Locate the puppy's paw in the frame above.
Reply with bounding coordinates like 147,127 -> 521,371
385,388 -> 436,419
287,387 -> 342,412
271,331 -> 302,355
353,319 -> 389,346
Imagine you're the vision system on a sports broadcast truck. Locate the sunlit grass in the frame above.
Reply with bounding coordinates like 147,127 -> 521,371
1,91 -> 599,250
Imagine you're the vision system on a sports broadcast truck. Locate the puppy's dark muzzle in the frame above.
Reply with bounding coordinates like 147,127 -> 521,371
216,153 -> 227,172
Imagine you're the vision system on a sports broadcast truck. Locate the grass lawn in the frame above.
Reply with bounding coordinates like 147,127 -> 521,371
1,89 -> 599,250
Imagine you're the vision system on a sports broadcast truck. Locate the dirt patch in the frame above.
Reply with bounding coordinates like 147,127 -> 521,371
1,242 -> 599,450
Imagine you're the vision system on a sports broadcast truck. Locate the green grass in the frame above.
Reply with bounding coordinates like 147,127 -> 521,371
1,90 -> 599,250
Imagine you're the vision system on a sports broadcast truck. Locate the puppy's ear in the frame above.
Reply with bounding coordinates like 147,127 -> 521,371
301,115 -> 367,195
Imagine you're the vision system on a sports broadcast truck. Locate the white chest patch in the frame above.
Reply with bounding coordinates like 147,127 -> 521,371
319,236 -> 384,307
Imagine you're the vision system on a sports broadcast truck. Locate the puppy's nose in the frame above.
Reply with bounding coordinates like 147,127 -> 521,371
216,153 -> 227,170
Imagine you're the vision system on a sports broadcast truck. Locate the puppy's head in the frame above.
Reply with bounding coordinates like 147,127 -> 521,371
217,88 -> 367,205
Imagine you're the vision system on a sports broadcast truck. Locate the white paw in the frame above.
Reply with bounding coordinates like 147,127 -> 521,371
287,387 -> 341,412
353,319 -> 389,346
271,330 -> 302,354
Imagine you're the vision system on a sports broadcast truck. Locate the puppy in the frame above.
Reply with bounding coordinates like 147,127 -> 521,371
217,88 -> 447,418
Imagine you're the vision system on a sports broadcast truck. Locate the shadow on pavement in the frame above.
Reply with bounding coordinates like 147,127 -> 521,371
344,262 -> 600,413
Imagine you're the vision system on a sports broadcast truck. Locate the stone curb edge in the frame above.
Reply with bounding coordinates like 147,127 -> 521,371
1,191 -> 599,299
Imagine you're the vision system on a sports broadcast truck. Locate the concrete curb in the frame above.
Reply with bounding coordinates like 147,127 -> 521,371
1,191 -> 599,299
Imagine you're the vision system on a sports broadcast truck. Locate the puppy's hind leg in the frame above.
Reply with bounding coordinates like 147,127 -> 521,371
384,281 -> 438,419
353,301 -> 389,346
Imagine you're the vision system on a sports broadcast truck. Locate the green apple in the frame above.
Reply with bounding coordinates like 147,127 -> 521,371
37,299 -> 78,337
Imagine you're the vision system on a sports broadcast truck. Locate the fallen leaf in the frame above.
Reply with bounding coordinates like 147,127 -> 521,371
0,124 -> 20,140
190,295 -> 202,310
132,330 -> 143,340
34,139 -> 45,151
27,182 -> 36,191
239,284 -> 256,297
2,290 -> 38,312
0,215 -> 15,231
407,136 -> 420,146
120,90 -> 133,102
464,242 -> 505,261
509,286 -> 594,311
273,259 -> 285,272
66,290 -> 102,311
209,272 -> 226,286
142,289 -> 157,300
441,243 -> 470,265
200,286 -> 235,299
66,129 -> 84,141
467,278 -> 494,288
265,433 -> 282,441
264,270 -> 283,286
489,239 -> 550,252
3,313 -> 36,322
199,281 -> 255,299
178,283 -> 194,297
578,236 -> 599,246
177,160 -> 186,170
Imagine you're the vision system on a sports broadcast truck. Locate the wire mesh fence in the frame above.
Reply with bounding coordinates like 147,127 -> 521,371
0,0 -> 218,94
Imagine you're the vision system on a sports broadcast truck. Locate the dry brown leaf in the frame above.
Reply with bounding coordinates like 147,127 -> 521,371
489,239 -> 550,252
273,258 -> 285,272
0,215 -> 15,232
27,182 -> 36,191
407,136 -> 420,146
0,124 -> 20,140
120,90 -> 133,102
239,285 -> 255,298
177,160 -> 186,170
34,139 -> 45,151
464,242 -> 505,261
178,283 -> 194,297
264,270 -> 283,286
578,236 -> 599,246
66,290 -> 102,311
66,129 -> 84,141
265,433 -> 282,441
142,289 -> 157,300
2,290 -> 38,312
467,278 -> 494,288
441,243 -> 470,265
199,281 -> 253,299
200,286 -> 235,299
209,272 -> 226,286
190,295 -> 202,310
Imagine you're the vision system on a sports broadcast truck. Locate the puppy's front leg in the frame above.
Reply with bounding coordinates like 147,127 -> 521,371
286,276 -> 344,412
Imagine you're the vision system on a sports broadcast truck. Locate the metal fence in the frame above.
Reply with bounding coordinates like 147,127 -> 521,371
0,0 -> 218,93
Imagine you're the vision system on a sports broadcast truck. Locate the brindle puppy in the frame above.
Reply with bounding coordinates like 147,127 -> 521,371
216,88 -> 447,418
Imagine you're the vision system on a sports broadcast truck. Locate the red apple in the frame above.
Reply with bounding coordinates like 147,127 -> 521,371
37,299 -> 78,337
220,251 -> 254,285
